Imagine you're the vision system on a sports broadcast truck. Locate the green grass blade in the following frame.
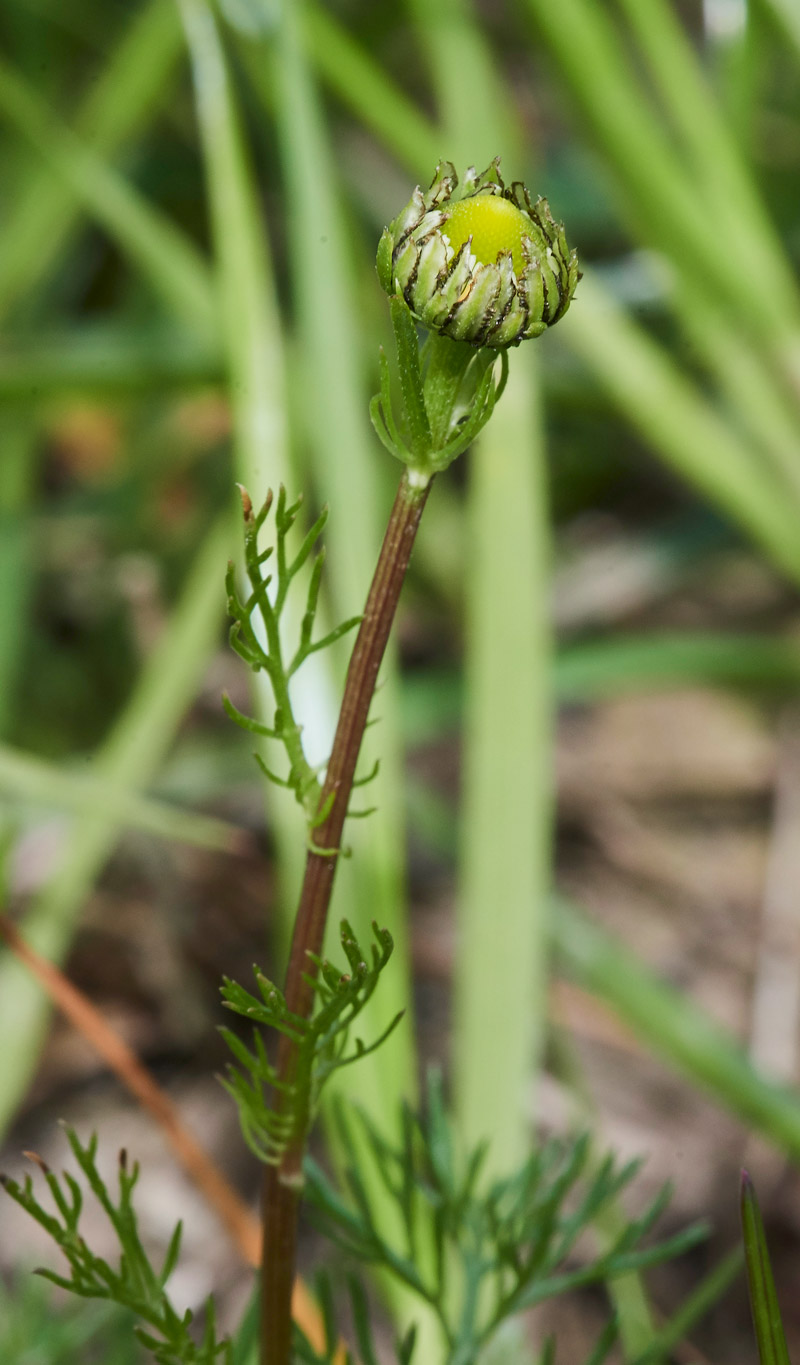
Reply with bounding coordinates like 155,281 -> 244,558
177,0 -> 308,920
303,3 -> 437,179
0,1273 -> 139,1364
454,352 -> 552,1172
558,274 -> 800,584
676,284 -> 800,507
527,0 -> 800,509
304,0 -> 440,174
399,7 -> 622,1337
0,742 -> 243,853
614,0 -> 799,314
401,20 -> 655,1350
0,0 -> 183,319
177,0 -> 289,493
405,0 -> 553,1174
0,326 -> 222,398
556,631 -> 800,700
554,896 -> 800,1160
404,0 -> 518,170
759,0 -> 800,62
259,0 -> 415,1084
632,1247 -> 742,1365
70,0 -> 180,149
0,515 -> 232,1140
0,419 -> 37,738
740,1173 -> 791,1365
246,0 -> 388,607
230,1279 -> 259,1365
0,53 -> 215,336
610,0 -> 800,485
524,0 -> 800,353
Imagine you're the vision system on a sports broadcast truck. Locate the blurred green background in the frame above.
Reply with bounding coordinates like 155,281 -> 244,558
3,0 -> 800,1359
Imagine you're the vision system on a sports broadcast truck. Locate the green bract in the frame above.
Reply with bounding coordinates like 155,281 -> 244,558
377,159 -> 580,348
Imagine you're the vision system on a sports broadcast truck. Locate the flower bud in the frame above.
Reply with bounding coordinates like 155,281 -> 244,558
377,160 -> 580,348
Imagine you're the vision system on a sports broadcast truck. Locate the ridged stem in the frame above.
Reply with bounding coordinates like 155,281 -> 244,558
261,467 -> 432,1365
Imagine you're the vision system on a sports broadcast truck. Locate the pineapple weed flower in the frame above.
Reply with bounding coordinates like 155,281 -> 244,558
377,158 -> 579,348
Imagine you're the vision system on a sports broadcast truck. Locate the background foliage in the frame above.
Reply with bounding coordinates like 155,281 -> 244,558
1,0 -> 800,1359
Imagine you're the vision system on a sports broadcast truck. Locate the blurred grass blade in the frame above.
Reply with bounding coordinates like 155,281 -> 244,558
404,0 -> 518,169
405,0 -> 553,1173
632,1247 -> 743,1364
0,327 -> 222,399
230,1281 -> 260,1365
454,353 -> 552,1172
242,1 -> 384,603
558,275 -> 800,584
66,0 -> 179,149
677,285 -> 800,506
554,896 -> 800,1159
0,53 -> 215,336
178,0 -> 315,929
0,515 -> 231,1140
177,0 -> 290,496
0,420 -> 37,738
556,632 -> 800,701
395,2 -> 648,1333
304,2 -> 438,178
524,0 -> 800,357
610,0 -> 800,482
0,0 -> 183,319
0,1274 -> 139,1364
304,0 -> 440,175
614,0 -> 798,314
760,0 -> 800,61
245,0 -> 415,1094
740,1172 -> 791,1365
0,742 -> 244,853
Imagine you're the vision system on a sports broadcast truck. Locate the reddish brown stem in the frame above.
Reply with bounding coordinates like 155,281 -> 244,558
261,469 -> 431,1365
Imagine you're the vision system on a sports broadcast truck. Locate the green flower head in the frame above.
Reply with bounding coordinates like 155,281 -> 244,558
377,159 -> 580,349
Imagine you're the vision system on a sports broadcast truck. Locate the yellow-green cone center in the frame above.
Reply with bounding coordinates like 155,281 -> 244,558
444,195 -> 531,276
